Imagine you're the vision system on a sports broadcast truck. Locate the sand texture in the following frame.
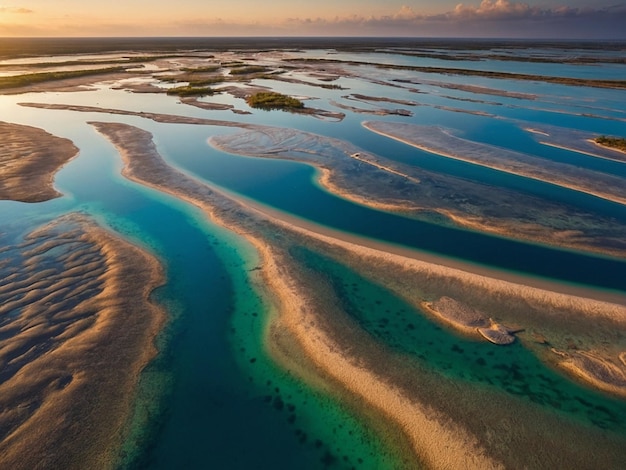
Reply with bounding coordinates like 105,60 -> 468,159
18,101 -> 626,257
0,214 -> 165,469
91,120 -> 626,469
0,121 -> 79,202
209,125 -> 626,257
363,121 -> 626,206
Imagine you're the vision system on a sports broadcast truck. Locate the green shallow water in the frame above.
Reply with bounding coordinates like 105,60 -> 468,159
293,246 -> 626,435
86,174 -> 403,469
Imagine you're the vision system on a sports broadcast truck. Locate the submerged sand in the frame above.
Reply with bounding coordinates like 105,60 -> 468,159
0,121 -> 79,202
91,120 -> 626,469
363,121 -> 626,206
19,101 -> 626,257
0,214 -> 165,469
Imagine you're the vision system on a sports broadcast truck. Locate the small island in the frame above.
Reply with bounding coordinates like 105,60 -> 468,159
595,135 -> 626,152
246,91 -> 304,110
166,85 -> 215,97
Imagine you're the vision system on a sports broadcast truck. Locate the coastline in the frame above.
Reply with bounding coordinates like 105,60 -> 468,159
21,101 -> 626,257
92,120 -> 506,469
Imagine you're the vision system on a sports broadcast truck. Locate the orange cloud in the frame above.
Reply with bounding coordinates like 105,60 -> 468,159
0,6 -> 33,13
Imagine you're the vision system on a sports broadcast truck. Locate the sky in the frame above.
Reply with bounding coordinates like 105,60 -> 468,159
1,0 -> 625,38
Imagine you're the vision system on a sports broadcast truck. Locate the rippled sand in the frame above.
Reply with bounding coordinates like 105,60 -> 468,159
0,121 -> 78,202
0,214 -> 165,469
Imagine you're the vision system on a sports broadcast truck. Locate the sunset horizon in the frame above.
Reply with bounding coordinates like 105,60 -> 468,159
1,0 -> 626,39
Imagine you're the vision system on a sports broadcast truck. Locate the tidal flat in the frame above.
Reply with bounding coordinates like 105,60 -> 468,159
1,38 -> 626,469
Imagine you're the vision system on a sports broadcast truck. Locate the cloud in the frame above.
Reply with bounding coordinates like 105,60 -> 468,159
272,1 -> 626,38
0,6 -> 34,14
3,1 -> 625,39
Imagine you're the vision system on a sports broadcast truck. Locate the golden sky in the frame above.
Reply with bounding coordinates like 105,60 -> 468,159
1,1 -> 625,38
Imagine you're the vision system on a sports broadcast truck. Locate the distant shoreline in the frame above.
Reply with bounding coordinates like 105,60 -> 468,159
2,36 -> 626,61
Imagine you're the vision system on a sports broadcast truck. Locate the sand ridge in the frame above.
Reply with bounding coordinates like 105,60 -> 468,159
20,101 -> 626,257
0,121 -> 79,202
91,120 -> 626,469
363,121 -> 626,206
0,213 -> 165,470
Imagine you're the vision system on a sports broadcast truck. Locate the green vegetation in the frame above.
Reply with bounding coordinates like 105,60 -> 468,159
0,66 -> 127,90
246,92 -> 304,110
0,55 -> 175,70
188,77 -> 226,86
166,85 -> 214,97
596,135 -> 626,152
229,66 -> 270,75
181,65 -> 221,73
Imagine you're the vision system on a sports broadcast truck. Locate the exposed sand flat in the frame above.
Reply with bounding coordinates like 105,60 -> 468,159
477,324 -> 516,345
522,124 -> 626,164
394,78 -> 539,100
0,121 -> 79,202
0,214 -> 165,470
422,296 -> 489,334
330,99 -> 414,116
433,105 -> 496,117
0,69 -> 134,95
92,121 -> 626,469
211,125 -> 626,257
257,243 -> 505,470
557,350 -> 626,399
179,96 -> 235,111
19,102 -> 261,128
421,297 -> 518,345
347,93 -> 419,107
363,121 -> 626,206
19,102 -> 626,256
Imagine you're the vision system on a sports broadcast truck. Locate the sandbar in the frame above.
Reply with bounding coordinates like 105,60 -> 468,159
0,214 -> 165,469
0,121 -> 79,202
522,124 -> 626,164
18,101 -> 626,258
363,121 -> 626,206
92,120 -> 626,469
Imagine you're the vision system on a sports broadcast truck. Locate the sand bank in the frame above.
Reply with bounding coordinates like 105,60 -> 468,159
0,214 -> 165,469
92,120 -> 626,469
0,121 -> 79,202
363,121 -> 626,206
556,349 -> 626,399
522,124 -> 626,164
210,125 -> 626,258
330,99 -> 414,116
20,101 -> 626,257
91,120 -> 506,469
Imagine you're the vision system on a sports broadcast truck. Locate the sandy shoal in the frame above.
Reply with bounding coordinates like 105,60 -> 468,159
0,121 -> 79,202
91,121 -> 510,468
0,213 -> 166,470
362,121 -> 626,207
91,120 -> 626,468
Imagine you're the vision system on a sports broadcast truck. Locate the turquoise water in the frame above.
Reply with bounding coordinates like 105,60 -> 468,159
294,247 -> 626,433
2,43 -> 626,468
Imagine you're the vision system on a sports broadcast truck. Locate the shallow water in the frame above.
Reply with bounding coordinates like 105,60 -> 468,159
2,42 -> 626,468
